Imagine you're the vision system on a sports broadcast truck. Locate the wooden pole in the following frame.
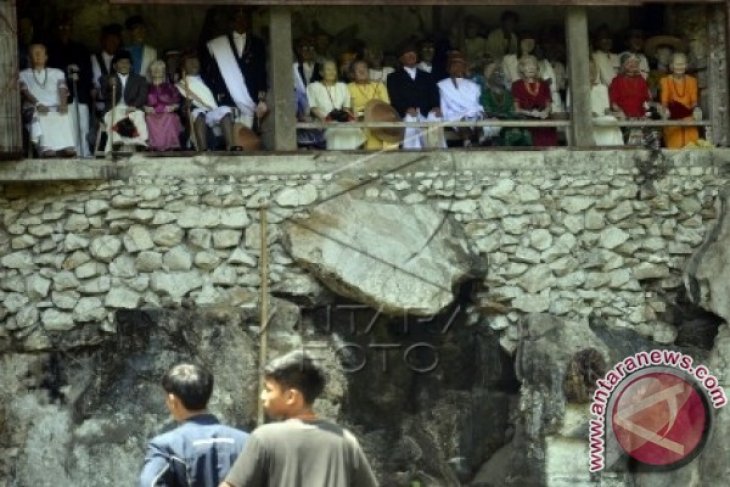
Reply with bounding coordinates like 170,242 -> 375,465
0,0 -> 23,158
257,205 -> 270,426
267,6 -> 296,151
565,6 -> 593,147
719,0 -> 730,145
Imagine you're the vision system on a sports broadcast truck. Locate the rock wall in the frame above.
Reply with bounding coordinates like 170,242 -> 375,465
0,151 -> 723,352
1,149 -> 729,485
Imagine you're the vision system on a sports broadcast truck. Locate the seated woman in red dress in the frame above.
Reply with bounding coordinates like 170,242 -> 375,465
609,53 -> 652,145
145,60 -> 182,151
511,55 -> 557,147
609,53 -> 651,119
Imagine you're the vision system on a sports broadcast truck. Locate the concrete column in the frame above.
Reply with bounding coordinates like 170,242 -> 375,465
565,6 -> 593,147
267,6 -> 296,151
0,0 -> 23,157
713,1 -> 730,146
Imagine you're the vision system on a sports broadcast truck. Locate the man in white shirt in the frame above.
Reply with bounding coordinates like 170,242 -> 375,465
19,43 -> 76,157
177,54 -> 236,151
592,26 -> 620,86
438,54 -> 485,147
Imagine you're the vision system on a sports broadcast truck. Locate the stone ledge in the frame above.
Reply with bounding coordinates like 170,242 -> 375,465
1,149 -> 729,182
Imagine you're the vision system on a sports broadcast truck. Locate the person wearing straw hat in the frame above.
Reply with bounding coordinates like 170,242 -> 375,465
348,59 -> 397,150
363,100 -> 404,150
660,52 -> 699,148
645,35 -> 685,99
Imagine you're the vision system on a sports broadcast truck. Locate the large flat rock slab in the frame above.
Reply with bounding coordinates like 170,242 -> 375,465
283,196 -> 485,316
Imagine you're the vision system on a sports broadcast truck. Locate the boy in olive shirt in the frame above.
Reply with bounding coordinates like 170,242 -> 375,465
220,351 -> 378,487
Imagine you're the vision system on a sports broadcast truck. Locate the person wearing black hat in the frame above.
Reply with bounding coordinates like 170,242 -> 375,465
386,42 -> 443,149
101,50 -> 148,152
202,6 -> 268,139
125,15 -> 157,79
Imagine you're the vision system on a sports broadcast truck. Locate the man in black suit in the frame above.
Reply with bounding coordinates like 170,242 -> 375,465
386,43 -> 443,149
293,36 -> 324,148
203,6 -> 268,142
102,50 -> 148,151
294,36 -> 322,89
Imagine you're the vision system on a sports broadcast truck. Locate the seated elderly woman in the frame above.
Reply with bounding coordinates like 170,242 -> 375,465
511,55 -> 557,147
660,52 -> 700,148
347,59 -> 399,150
145,60 -> 182,151
479,61 -> 530,146
609,52 -> 651,145
437,53 -> 484,147
307,60 -> 364,150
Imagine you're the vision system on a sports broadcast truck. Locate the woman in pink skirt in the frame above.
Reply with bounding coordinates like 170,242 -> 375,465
145,60 -> 182,151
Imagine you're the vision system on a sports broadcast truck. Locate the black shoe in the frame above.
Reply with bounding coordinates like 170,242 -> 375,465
229,145 -> 243,152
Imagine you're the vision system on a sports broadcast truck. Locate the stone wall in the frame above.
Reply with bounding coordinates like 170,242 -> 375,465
1,148 -> 730,486
0,150 -> 725,353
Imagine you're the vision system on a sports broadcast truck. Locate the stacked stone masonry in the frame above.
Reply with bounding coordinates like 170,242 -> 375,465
0,150 -> 725,355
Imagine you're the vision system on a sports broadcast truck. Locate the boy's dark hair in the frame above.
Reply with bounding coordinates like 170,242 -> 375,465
161,363 -> 213,410
264,351 -> 326,405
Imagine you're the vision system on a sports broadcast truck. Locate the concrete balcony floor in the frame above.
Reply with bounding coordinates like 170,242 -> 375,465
1,148 -> 729,182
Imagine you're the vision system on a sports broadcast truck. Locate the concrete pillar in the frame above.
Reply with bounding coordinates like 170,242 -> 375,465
0,0 -> 23,157
267,6 -> 296,151
713,1 -> 730,146
565,6 -> 593,147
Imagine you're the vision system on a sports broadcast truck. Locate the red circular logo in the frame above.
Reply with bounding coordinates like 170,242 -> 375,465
612,371 -> 709,467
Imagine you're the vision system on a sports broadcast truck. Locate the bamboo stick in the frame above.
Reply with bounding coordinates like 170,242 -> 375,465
257,205 -> 270,426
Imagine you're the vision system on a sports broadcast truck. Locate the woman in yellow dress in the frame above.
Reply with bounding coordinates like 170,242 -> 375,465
660,52 -> 699,148
347,59 -> 396,150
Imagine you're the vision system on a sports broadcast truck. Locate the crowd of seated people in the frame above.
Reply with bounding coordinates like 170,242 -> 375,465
18,7 -> 707,156
19,9 -> 267,157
